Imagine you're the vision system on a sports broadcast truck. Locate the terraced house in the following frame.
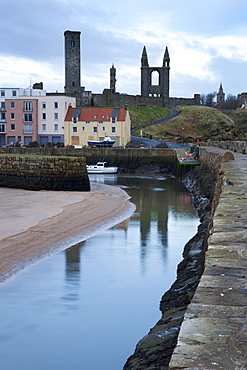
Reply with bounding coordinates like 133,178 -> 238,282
64,106 -> 131,147
0,87 -> 76,146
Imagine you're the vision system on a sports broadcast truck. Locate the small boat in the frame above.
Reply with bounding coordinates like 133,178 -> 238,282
86,162 -> 118,174
87,136 -> 115,147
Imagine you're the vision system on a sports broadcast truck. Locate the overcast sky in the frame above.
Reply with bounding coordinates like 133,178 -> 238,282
0,0 -> 246,99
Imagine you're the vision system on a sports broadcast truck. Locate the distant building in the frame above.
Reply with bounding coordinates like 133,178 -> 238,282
64,106 -> 131,147
217,83 -> 225,103
1,86 -> 76,146
238,92 -> 247,109
63,30 -> 200,108
141,46 -> 170,102
64,30 -> 92,106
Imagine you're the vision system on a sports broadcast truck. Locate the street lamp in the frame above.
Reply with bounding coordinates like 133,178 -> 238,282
182,127 -> 184,145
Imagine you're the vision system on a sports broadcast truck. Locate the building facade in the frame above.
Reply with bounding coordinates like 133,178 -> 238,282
0,87 -> 46,145
1,87 -> 76,146
64,106 -> 131,147
5,98 -> 39,146
38,95 -> 76,145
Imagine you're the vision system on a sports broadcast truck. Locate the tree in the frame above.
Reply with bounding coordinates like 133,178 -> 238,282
222,95 -> 239,110
205,92 -> 216,107
200,93 -> 206,105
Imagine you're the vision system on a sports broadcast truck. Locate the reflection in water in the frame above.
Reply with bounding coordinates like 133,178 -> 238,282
62,245 -> 82,309
0,175 -> 199,370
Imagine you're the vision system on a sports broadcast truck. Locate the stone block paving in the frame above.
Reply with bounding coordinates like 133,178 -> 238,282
169,148 -> 247,370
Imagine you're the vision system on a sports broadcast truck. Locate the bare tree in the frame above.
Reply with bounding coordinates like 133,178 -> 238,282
200,93 -> 206,105
205,92 -> 216,107
222,95 -> 239,110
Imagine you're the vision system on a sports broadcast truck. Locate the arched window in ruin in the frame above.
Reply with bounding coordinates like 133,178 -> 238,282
151,70 -> 159,86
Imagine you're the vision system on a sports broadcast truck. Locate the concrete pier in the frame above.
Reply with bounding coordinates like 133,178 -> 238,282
169,148 -> 247,370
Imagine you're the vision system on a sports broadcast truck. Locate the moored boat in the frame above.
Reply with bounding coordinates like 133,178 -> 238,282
86,162 -> 118,174
87,136 -> 115,147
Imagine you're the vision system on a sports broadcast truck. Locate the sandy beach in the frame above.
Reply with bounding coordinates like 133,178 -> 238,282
0,183 -> 135,283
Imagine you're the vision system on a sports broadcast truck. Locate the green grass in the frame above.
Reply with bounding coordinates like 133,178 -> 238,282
128,106 -> 171,129
129,105 -> 239,142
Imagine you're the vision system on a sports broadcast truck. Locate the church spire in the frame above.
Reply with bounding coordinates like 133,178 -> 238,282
217,82 -> 225,103
163,46 -> 170,67
141,46 -> 149,67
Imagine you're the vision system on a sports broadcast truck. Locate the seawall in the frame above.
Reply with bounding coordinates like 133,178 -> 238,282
123,146 -> 247,369
169,147 -> 247,369
0,154 -> 90,191
0,147 -> 177,175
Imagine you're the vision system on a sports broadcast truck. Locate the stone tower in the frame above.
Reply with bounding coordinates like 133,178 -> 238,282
64,30 -> 81,91
217,83 -> 225,103
64,30 -> 92,106
110,64 -> 116,94
141,46 -> 170,102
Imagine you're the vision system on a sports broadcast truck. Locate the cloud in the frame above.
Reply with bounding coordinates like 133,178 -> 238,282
0,0 -> 247,98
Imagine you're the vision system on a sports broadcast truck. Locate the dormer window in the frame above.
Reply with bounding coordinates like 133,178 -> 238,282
72,117 -> 77,124
94,115 -> 97,119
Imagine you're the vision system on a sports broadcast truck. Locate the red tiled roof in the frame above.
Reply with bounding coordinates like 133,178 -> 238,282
65,107 -> 126,122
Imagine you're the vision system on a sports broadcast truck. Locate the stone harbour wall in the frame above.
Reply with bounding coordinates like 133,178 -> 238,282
203,140 -> 247,155
0,155 -> 90,191
124,146 -> 246,370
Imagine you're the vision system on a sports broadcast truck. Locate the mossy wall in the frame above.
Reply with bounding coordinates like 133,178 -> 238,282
0,155 -> 90,191
0,147 -> 177,174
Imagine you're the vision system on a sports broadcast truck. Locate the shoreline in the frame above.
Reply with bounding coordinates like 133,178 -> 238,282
0,183 -> 135,283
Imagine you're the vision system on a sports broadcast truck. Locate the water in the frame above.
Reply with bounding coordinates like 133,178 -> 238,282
0,175 -> 199,370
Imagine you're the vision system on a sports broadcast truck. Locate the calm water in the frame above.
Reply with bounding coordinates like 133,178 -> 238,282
0,175 -> 198,370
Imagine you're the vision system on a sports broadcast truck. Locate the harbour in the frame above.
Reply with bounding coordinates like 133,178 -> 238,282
0,175 -> 199,370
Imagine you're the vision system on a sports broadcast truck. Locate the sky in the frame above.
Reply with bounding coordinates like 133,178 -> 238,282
0,0 -> 247,99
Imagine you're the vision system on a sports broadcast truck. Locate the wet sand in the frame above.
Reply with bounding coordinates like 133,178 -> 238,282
0,183 -> 135,283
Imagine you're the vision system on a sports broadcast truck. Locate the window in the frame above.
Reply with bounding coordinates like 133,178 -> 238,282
42,113 -> 46,120
102,127 -> 105,132
112,117 -> 116,124
24,124 -> 33,133
54,124 -> 58,131
12,90 -> 17,97
86,121 -> 90,124
111,127 -> 116,134
42,102 -> 46,109
10,101 -> 15,109
94,115 -> 97,119
10,113 -> 15,120
1,90 -> 5,97
73,127 -> 77,133
10,124 -> 15,131
72,117 -> 77,124
42,124 -> 46,131
24,101 -> 33,111
54,113 -> 58,120
98,121 -> 103,124
54,102 -> 58,109
24,113 -> 32,122
1,101 -> 5,108
0,112 -> 5,120
71,40 -> 75,47
82,126 -> 85,131
0,124 -> 5,133
93,127 -> 97,133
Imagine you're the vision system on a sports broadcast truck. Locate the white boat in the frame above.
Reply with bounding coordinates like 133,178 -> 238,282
87,136 -> 115,147
86,162 -> 118,174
